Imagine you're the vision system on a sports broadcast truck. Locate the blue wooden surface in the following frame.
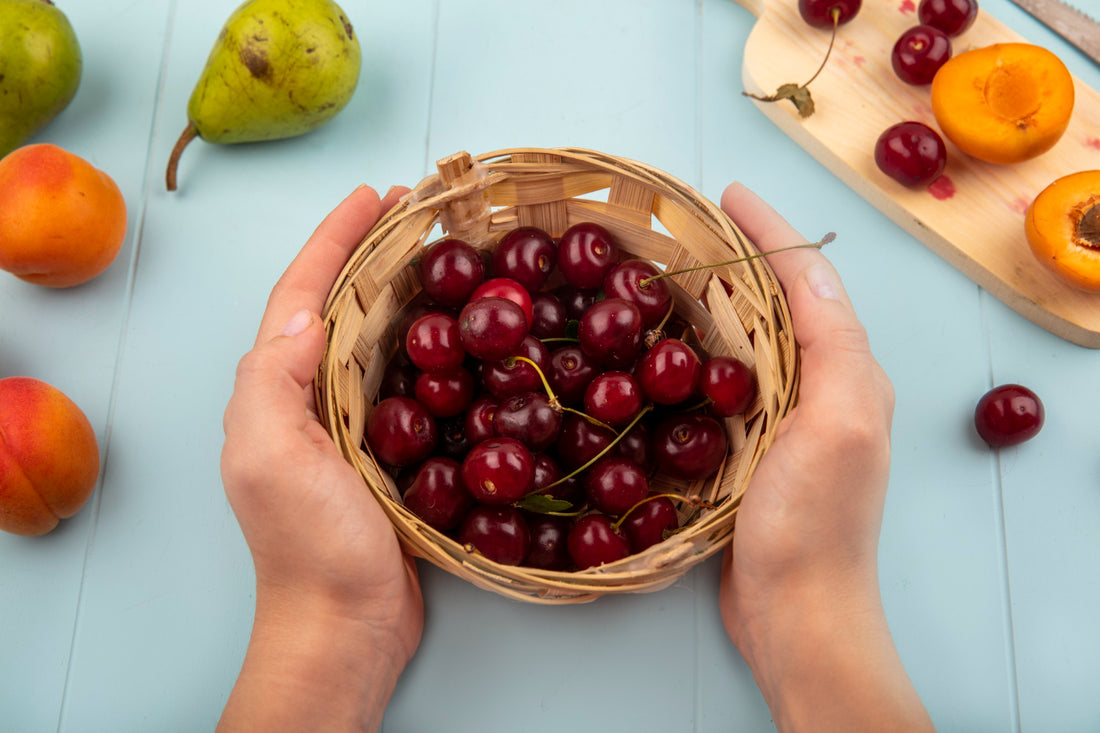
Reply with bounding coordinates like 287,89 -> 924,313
1,1 -> 1098,731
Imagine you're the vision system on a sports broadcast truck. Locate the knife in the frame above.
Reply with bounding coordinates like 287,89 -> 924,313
1007,0 -> 1100,67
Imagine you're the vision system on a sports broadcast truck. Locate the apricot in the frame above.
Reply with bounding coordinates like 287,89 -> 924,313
0,377 -> 100,536
1025,170 -> 1100,293
930,43 -> 1074,165
0,143 -> 127,288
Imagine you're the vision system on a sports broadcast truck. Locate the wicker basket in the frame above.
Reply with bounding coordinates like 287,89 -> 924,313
317,148 -> 799,604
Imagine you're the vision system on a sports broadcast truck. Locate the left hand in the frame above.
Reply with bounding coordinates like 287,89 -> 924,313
219,184 -> 421,732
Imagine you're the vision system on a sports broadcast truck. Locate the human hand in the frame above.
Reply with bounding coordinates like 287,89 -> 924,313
218,185 -> 421,732
716,183 -> 932,732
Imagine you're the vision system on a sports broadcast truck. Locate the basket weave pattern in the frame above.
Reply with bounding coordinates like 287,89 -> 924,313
317,148 -> 799,603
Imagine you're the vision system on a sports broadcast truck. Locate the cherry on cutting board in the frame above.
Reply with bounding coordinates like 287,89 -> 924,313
874,121 -> 947,188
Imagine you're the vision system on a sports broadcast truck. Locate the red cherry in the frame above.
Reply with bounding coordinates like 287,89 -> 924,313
636,338 -> 702,405
798,0 -> 862,28
700,356 -> 756,417
874,121 -> 946,188
492,227 -> 557,293
459,506 -> 531,566
458,296 -> 529,361
461,437 -> 536,505
365,396 -> 437,467
567,514 -> 630,569
557,222 -> 619,289
652,415 -> 727,480
974,384 -> 1044,447
418,238 -> 485,308
402,457 -> 473,531
470,277 -> 534,327
918,0 -> 978,37
891,25 -> 952,86
622,496 -> 679,553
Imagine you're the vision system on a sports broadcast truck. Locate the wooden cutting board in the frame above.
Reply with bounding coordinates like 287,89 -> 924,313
736,0 -> 1100,348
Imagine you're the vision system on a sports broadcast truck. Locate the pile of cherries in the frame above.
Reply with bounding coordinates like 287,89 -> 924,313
365,222 -> 757,571
800,0 -> 980,189
878,0 -> 980,188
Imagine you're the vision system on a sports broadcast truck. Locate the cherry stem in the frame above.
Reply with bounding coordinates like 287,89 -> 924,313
611,492 -> 718,533
508,356 -> 615,431
638,238 -> 833,288
800,7 -> 842,90
538,404 -> 655,493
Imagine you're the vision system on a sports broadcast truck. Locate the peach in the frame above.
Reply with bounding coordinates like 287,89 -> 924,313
0,377 -> 100,536
0,143 -> 127,288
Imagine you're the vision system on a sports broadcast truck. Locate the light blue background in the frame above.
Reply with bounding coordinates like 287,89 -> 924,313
1,1 -> 1097,731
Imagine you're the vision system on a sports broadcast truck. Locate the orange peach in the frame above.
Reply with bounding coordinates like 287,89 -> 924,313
931,43 -> 1075,165
0,143 -> 127,288
0,377 -> 100,536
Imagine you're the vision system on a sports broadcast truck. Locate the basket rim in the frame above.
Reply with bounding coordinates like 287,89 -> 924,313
316,146 -> 800,604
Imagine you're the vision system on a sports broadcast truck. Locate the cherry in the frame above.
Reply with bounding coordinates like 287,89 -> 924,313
529,292 -> 568,339
578,298 -> 644,370
405,312 -> 465,373
584,457 -> 649,516
481,335 -> 550,400
547,345 -> 599,406
463,394 -> 498,446
413,367 -> 474,418
532,453 -> 583,505
798,0 -> 861,28
553,284 -> 600,320
700,356 -> 756,417
379,351 -> 416,400
613,422 -> 654,472
461,437 -> 536,505
459,505 -> 531,566
557,222 -> 619,289
470,277 -> 534,327
402,456 -> 473,531
583,371 -> 643,428
555,412 -> 616,471
891,25 -> 951,85
874,121 -> 946,188
458,296 -> 529,361
435,415 -> 472,460
493,391 -> 563,453
492,226 -> 556,293
636,337 -> 702,405
365,396 -> 438,467
918,0 -> 978,37
652,414 -> 727,480
567,514 -> 630,569
524,515 -> 573,570
974,384 -> 1044,447
418,238 -> 485,308
622,495 -> 679,553
603,259 -> 673,328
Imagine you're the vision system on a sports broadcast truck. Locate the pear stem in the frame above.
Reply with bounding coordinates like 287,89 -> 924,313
166,122 -> 198,192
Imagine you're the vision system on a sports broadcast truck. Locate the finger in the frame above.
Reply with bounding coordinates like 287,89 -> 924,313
721,182 -> 892,419
256,185 -> 410,345
720,181 -> 846,306
223,310 -> 328,459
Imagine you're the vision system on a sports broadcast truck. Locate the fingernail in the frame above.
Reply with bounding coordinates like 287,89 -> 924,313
280,309 -> 314,337
384,185 -> 400,199
805,263 -> 842,301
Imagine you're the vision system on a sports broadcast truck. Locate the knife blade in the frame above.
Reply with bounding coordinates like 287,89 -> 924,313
1007,0 -> 1100,66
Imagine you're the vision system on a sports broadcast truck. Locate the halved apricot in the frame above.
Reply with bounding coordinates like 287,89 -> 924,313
1025,170 -> 1100,292
931,43 -> 1074,165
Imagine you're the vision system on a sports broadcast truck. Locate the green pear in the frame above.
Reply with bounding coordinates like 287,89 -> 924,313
0,0 -> 82,158
166,0 -> 361,191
